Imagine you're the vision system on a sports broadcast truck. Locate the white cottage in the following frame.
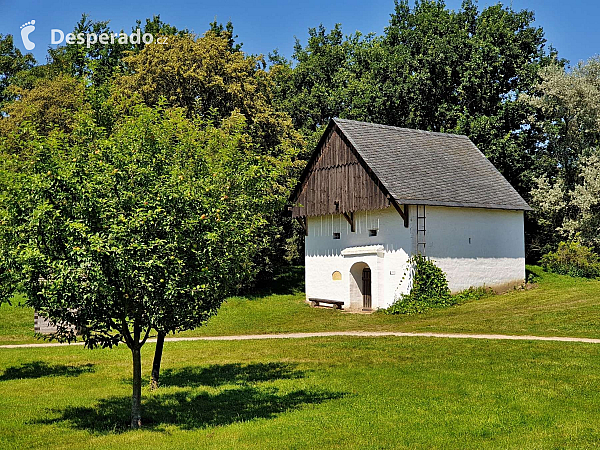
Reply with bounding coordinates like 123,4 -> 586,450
290,118 -> 531,311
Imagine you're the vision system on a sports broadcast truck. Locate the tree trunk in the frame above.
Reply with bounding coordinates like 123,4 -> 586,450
150,331 -> 165,390
131,347 -> 142,428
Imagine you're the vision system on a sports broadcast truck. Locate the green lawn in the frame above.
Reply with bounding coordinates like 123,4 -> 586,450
0,294 -> 33,345
2,266 -> 600,448
3,266 -> 600,345
178,265 -> 600,339
1,336 -> 600,449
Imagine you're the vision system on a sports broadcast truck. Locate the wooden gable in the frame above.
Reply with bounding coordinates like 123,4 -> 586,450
290,123 -> 391,219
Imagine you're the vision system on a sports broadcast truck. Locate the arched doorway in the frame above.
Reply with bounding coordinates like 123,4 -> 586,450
349,262 -> 372,310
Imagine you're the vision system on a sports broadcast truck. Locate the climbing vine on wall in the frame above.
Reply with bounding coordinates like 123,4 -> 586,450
386,254 -> 489,315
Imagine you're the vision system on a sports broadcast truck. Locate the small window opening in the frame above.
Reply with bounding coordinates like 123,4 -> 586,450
369,229 -> 378,237
333,232 -> 341,240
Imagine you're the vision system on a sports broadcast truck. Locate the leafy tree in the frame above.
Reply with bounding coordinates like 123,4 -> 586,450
116,32 -> 300,154
208,20 -> 242,51
47,15 -> 129,88
0,34 -> 36,111
47,14 -> 186,89
540,240 -> 600,279
269,24 -> 362,146
532,152 -> 600,253
0,101 -> 292,428
523,60 -> 600,186
135,14 -> 189,45
525,58 -> 600,255
0,74 -> 86,137
271,0 -> 555,195
115,32 -> 303,387
0,15 -> 187,143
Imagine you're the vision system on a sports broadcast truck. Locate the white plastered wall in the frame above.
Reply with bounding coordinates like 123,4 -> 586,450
304,205 -> 526,309
304,207 -> 413,310
423,206 -> 526,293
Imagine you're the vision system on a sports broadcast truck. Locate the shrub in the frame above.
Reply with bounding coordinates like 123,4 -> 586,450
451,286 -> 492,304
386,254 -> 491,315
541,240 -> 600,279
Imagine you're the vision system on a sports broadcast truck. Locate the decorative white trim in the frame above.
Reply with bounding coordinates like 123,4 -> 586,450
341,245 -> 385,258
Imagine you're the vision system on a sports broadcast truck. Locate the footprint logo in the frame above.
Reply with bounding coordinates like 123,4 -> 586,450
20,20 -> 36,51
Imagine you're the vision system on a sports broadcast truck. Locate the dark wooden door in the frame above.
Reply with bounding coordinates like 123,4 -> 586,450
362,268 -> 372,309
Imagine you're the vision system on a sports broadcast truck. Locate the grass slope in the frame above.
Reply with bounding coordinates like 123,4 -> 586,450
2,267 -> 600,448
0,294 -> 33,344
1,337 -> 600,449
2,266 -> 600,346
174,265 -> 600,340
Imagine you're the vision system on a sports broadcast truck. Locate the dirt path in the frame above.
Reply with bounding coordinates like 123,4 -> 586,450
2,330 -> 600,349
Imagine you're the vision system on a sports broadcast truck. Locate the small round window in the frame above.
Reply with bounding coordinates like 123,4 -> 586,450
332,271 -> 342,281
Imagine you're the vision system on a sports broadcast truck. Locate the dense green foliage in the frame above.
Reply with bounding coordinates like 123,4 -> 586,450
526,58 -> 600,257
271,0 -> 555,197
46,14 -> 188,89
541,240 -> 600,279
387,254 -> 452,314
0,74 -> 86,136
397,254 -> 451,306
115,31 -> 301,158
0,93 -> 296,424
0,34 -> 36,109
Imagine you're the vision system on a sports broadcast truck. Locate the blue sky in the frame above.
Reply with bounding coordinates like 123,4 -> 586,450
0,0 -> 597,67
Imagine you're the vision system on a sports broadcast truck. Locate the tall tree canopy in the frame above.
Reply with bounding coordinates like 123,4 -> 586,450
47,14 -> 187,88
0,34 -> 36,111
525,58 -> 600,256
271,0 -> 556,196
116,31 -> 300,155
0,74 -> 86,137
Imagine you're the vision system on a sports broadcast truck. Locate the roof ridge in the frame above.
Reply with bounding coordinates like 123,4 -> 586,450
333,117 -> 468,139
329,117 -> 531,211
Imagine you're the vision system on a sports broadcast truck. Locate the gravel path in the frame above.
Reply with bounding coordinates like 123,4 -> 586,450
1,330 -> 600,349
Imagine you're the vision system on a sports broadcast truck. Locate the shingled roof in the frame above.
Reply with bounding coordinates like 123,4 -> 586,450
323,118 -> 531,211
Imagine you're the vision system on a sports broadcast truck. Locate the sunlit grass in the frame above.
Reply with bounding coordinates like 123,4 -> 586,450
2,266 -> 600,448
1,336 -> 600,448
178,265 -> 600,339
3,266 -> 600,346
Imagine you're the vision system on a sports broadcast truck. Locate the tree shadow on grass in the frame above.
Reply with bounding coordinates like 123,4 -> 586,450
0,361 -> 94,381
38,386 -> 345,433
159,362 -> 304,387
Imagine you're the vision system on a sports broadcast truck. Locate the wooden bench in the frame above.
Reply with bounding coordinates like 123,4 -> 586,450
309,298 -> 344,310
